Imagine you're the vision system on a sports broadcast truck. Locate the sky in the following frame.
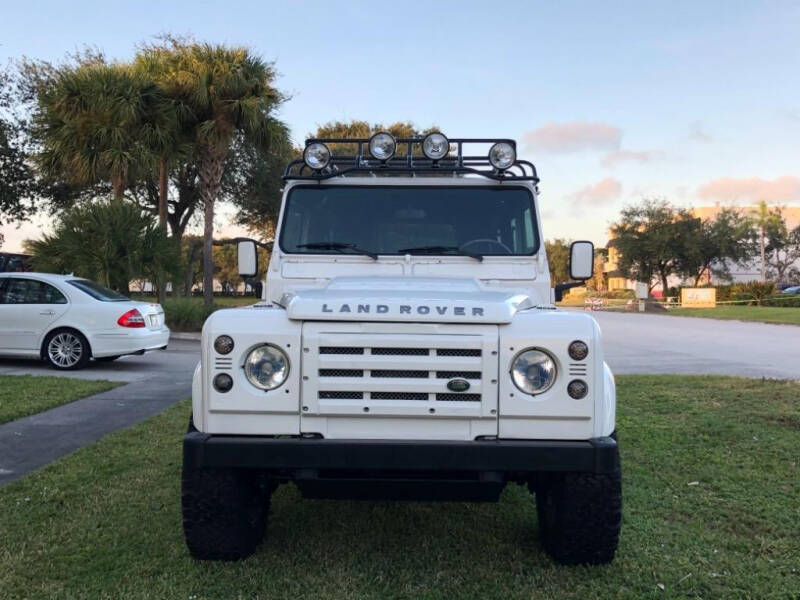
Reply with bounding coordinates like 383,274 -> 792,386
1,0 -> 799,251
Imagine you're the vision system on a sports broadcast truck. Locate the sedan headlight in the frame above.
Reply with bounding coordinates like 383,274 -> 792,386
243,344 -> 289,390
511,349 -> 557,395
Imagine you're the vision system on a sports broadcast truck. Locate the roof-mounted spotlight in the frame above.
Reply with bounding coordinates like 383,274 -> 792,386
488,142 -> 516,171
422,132 -> 449,161
368,132 -> 396,162
303,142 -> 331,171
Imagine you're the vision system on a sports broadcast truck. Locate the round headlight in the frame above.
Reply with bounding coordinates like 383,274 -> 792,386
303,142 -> 331,170
488,142 -> 516,170
568,340 -> 589,361
244,344 -> 289,391
369,132 -> 396,161
511,349 -> 557,395
213,373 -> 233,393
422,132 -> 449,160
568,379 -> 588,399
214,335 -> 234,355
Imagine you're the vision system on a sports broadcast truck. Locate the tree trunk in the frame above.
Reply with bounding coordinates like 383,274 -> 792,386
660,272 -> 669,297
158,157 -> 169,228
198,145 -> 227,308
760,225 -> 766,282
111,175 -> 125,202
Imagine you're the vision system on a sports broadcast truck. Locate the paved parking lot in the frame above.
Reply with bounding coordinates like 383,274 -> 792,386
0,339 -> 199,485
590,310 -> 800,380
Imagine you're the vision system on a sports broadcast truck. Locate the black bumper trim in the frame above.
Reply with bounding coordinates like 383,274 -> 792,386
183,433 -> 618,474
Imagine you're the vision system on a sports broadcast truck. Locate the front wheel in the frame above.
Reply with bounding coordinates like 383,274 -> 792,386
182,465 -> 272,560
534,459 -> 622,565
43,329 -> 91,370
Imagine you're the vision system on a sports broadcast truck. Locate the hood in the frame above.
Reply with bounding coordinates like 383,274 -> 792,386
282,277 -> 534,324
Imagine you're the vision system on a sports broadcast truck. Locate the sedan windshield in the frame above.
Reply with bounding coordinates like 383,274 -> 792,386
68,279 -> 129,301
280,186 -> 538,257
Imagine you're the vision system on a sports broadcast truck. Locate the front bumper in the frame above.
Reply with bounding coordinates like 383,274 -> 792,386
183,432 -> 618,474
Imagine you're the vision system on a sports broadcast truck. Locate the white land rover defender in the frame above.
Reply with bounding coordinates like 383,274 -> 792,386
182,134 -> 622,565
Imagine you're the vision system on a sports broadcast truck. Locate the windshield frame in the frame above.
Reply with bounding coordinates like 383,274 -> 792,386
278,183 -> 540,258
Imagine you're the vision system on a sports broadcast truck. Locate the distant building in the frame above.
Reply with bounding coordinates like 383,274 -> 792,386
604,205 -> 800,291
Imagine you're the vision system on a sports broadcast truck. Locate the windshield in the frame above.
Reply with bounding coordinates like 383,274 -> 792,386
68,279 -> 129,301
280,186 -> 538,257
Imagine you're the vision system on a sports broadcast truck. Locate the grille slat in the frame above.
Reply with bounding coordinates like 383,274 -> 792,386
436,393 -> 482,402
371,347 -> 429,356
436,349 -> 482,357
371,370 -> 429,378
319,347 -> 364,354
435,371 -> 482,379
319,369 -> 364,377
372,392 -> 429,401
319,391 -> 363,399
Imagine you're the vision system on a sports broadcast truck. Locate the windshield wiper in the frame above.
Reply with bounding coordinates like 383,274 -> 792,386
296,241 -> 378,260
397,245 -> 483,262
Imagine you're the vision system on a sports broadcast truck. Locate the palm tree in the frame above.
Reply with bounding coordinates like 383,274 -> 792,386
33,63 -> 175,202
139,40 -> 287,307
749,201 -> 782,282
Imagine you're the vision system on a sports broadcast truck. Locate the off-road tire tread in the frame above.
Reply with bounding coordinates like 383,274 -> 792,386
182,465 -> 270,561
533,456 -> 622,565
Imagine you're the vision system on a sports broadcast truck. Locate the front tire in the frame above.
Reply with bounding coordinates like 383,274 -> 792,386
534,458 -> 622,565
43,329 -> 91,370
182,465 -> 272,561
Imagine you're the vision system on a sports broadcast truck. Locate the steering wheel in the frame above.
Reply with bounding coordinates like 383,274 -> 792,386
459,238 -> 513,254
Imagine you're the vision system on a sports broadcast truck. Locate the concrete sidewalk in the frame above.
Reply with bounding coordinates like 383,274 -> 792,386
0,340 -> 199,486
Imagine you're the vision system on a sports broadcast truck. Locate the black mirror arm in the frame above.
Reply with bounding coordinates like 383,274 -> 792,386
554,281 -> 586,302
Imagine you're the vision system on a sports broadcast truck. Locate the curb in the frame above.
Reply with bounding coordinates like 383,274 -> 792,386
171,332 -> 201,341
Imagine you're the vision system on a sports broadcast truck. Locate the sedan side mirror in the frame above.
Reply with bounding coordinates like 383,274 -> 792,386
570,241 -> 594,280
237,240 -> 258,278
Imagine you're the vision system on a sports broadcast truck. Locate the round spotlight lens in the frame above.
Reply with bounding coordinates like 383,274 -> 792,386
511,349 -> 557,395
213,373 -> 233,393
422,132 -> 449,160
568,340 -> 589,361
368,132 -> 396,161
489,142 -> 516,170
214,335 -> 234,355
244,344 -> 289,391
568,379 -> 589,399
303,142 -> 331,170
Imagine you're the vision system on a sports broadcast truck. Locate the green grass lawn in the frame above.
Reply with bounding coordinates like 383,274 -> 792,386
1,376 -> 797,599
666,305 -> 800,325
0,375 -> 120,425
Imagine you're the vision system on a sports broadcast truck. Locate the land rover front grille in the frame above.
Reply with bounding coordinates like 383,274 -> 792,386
306,332 -> 493,406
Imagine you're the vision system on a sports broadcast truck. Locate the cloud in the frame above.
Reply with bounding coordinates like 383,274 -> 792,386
696,176 -> 800,205
523,121 -> 621,153
600,150 -> 662,168
779,108 -> 800,122
689,121 -> 712,142
568,177 -> 622,208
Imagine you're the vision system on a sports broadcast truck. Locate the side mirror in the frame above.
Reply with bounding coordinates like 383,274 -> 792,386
569,241 -> 594,280
237,240 -> 258,278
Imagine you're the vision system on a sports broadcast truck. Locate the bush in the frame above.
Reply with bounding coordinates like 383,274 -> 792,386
162,298 -> 217,331
763,294 -> 800,308
730,281 -> 776,306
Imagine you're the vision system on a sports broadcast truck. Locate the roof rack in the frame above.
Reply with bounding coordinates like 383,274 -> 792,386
283,137 -> 539,182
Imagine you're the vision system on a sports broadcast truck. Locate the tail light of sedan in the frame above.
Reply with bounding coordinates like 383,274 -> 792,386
117,308 -> 146,328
